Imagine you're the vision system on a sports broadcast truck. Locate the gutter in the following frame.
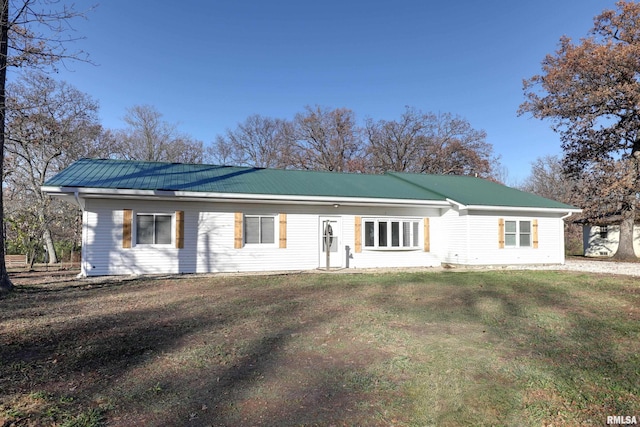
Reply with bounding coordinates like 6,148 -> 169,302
41,186 -> 452,208
42,186 -> 583,215
561,211 -> 579,220
461,204 -> 582,215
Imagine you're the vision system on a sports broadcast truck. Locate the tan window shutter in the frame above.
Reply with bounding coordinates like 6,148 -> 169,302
123,209 -> 132,248
498,218 -> 505,249
234,212 -> 243,249
354,216 -> 362,253
279,213 -> 287,248
532,219 -> 539,249
424,218 -> 430,252
175,211 -> 184,249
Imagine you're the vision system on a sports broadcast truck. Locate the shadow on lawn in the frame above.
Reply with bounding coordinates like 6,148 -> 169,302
2,271 -> 638,426
1,276 -> 383,426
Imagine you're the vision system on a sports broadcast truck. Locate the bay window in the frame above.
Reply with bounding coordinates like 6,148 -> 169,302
363,218 -> 420,249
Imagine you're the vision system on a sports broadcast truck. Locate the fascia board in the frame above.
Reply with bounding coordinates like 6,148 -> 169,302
41,186 -> 451,208
445,198 -> 581,214
464,204 -> 582,214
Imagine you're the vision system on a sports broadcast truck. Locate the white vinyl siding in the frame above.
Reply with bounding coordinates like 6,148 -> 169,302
458,213 -> 563,265
78,199 -> 568,277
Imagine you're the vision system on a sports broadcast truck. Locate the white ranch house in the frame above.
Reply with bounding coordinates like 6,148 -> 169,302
42,159 -> 580,276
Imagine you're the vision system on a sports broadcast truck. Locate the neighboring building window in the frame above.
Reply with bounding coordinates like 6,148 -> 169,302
245,215 -> 275,244
599,226 -> 608,239
137,214 -> 172,245
505,220 -> 531,247
363,219 -> 420,249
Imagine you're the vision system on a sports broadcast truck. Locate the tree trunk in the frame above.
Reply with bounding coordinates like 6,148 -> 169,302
0,0 -> 14,295
613,202 -> 637,261
43,228 -> 58,264
616,145 -> 640,261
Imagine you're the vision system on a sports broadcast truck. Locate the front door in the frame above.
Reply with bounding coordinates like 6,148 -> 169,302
319,217 -> 342,269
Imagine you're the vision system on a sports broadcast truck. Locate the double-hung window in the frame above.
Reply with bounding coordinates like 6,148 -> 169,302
505,220 -> 531,247
137,214 -> 172,245
245,215 -> 275,244
364,218 -> 420,249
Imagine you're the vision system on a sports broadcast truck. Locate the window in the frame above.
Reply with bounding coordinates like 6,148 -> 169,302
363,218 -> 420,249
245,215 -> 275,244
504,220 -> 531,247
137,214 -> 172,245
599,226 -> 608,239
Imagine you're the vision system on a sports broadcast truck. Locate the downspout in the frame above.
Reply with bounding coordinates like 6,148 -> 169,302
74,190 -> 87,277
559,211 -> 575,264
74,189 -> 85,211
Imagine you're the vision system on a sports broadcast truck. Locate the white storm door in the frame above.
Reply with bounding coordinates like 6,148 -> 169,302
319,217 -> 342,268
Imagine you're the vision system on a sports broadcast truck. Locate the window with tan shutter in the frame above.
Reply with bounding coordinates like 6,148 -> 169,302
501,219 -> 537,248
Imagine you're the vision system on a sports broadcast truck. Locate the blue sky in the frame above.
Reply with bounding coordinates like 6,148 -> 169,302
46,0 -> 613,183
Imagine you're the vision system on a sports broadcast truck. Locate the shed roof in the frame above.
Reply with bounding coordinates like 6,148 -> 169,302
43,158 -> 578,211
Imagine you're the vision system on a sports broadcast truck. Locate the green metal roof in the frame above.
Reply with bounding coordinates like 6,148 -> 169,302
43,158 -> 446,201
388,172 -> 577,209
43,158 -> 578,210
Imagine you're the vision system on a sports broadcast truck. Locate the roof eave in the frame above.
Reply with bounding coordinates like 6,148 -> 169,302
42,186 -> 450,208
460,203 -> 582,214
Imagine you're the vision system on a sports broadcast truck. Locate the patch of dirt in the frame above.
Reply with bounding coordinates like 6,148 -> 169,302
1,272 -> 405,426
9,268 -> 81,286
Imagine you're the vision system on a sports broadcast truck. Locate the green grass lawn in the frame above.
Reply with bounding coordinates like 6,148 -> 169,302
1,270 -> 639,426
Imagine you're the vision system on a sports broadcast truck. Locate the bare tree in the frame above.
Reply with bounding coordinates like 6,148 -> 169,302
293,106 -> 365,172
0,0 -> 94,294
365,107 -> 430,173
114,105 -> 204,163
4,71 -> 103,265
211,114 -> 295,168
520,155 -> 575,202
521,154 -> 582,254
419,113 -> 496,177
366,107 -> 497,177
